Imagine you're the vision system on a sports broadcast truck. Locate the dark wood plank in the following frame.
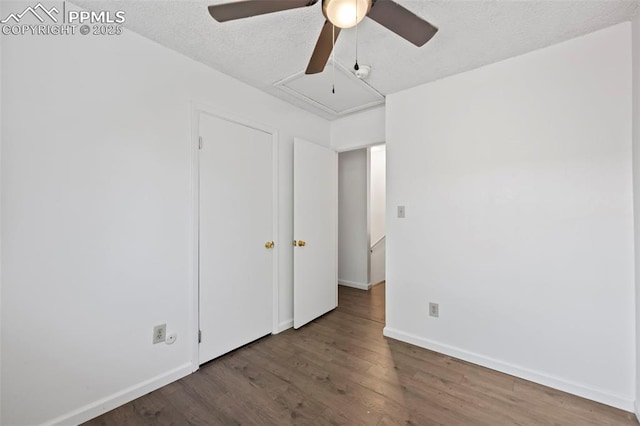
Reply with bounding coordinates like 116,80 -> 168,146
337,282 -> 385,324
84,282 -> 639,426
84,402 -> 149,426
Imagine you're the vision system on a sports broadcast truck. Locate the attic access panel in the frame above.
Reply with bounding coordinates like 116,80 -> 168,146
275,61 -> 384,118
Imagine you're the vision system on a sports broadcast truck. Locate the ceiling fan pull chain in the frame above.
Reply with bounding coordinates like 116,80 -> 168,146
332,23 -> 336,94
354,0 -> 359,71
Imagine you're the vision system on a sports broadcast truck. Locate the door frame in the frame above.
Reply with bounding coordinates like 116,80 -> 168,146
189,103 -> 279,370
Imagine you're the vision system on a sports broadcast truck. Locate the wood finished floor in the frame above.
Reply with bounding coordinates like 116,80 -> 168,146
85,283 -> 638,425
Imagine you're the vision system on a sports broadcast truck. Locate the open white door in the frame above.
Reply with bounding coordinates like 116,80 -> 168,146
293,138 -> 338,329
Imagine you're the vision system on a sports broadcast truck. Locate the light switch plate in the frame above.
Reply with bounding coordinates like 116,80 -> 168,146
397,206 -> 405,218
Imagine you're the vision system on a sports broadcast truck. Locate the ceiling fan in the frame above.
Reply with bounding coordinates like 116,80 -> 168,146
208,0 -> 438,75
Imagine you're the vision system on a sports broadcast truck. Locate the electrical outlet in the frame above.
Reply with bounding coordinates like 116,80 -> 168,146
397,206 -> 405,218
153,324 -> 166,344
429,303 -> 439,318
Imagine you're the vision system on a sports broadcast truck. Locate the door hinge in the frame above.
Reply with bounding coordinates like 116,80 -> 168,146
198,330 -> 202,343
198,137 -> 203,150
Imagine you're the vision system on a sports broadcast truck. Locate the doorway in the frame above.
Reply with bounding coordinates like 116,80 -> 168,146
337,144 -> 386,318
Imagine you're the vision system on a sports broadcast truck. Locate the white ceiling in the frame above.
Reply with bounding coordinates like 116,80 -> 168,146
72,0 -> 639,120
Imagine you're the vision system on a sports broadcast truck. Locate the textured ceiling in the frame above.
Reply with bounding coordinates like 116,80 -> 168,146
72,0 -> 639,120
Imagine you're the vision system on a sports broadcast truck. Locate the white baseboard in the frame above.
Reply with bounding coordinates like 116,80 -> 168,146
383,327 -> 634,412
277,319 -> 293,333
338,280 -> 371,290
45,363 -> 193,426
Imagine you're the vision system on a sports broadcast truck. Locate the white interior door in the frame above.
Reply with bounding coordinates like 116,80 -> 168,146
198,112 -> 274,364
293,138 -> 338,329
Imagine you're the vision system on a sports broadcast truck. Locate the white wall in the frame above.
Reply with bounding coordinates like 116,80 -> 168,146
338,149 -> 369,289
632,10 -> 640,421
369,240 -> 385,287
370,146 -> 386,244
369,145 -> 386,285
1,15 -> 329,426
385,23 -> 635,410
331,106 -> 385,152
0,2 -> 3,421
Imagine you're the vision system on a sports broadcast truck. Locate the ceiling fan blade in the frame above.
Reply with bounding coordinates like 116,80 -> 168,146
209,0 -> 318,22
305,20 -> 341,74
367,0 -> 438,47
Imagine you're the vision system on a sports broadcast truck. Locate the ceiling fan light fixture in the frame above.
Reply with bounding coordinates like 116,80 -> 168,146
208,0 -> 439,76
323,0 -> 371,29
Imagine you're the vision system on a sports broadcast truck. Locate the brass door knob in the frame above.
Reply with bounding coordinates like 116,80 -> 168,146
264,241 -> 275,249
297,240 -> 307,247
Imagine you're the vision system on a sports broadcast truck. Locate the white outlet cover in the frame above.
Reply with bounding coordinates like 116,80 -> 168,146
153,324 -> 166,344
429,303 -> 439,318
